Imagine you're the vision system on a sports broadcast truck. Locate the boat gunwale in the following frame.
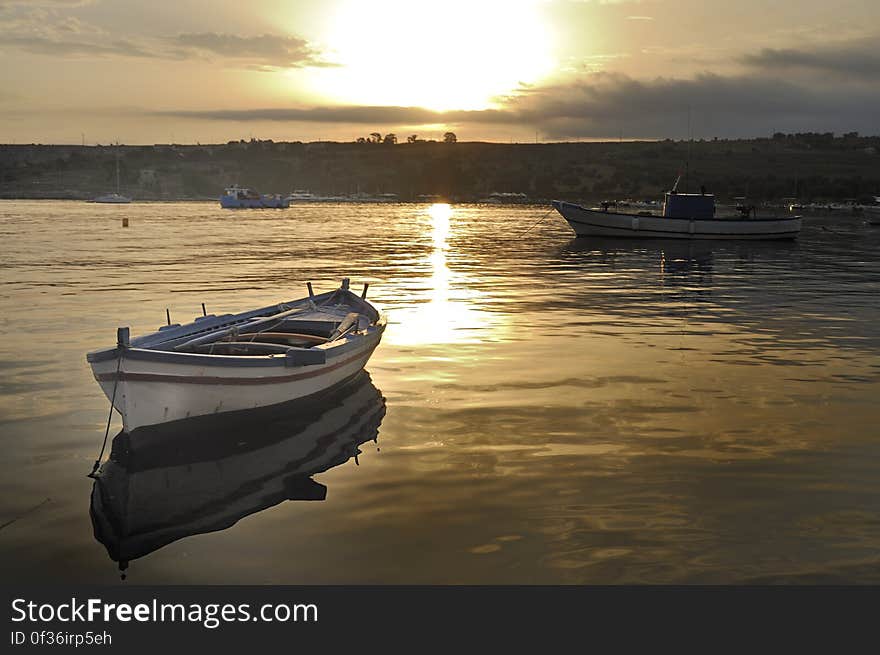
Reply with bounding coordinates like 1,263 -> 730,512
86,287 -> 383,364
93,341 -> 381,384
88,318 -> 385,368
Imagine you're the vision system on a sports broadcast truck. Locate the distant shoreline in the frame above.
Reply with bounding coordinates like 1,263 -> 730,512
2,134 -> 879,203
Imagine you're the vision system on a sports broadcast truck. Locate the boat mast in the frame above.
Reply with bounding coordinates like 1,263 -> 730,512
685,105 -> 691,194
115,144 -> 121,195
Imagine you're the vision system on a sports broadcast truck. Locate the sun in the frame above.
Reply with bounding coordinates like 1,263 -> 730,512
308,0 -> 554,112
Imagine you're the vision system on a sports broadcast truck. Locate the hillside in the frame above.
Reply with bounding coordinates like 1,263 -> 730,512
1,133 -> 878,202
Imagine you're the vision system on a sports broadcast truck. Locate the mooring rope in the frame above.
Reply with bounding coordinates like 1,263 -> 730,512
517,207 -> 555,238
88,353 -> 123,478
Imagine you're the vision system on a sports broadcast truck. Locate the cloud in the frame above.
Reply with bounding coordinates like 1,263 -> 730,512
0,6 -> 332,70
0,29 -> 333,70
506,71 -> 880,138
742,37 -> 880,80
154,66 -> 880,140
0,34 -> 164,59
154,105 -> 515,125
0,4 -> 162,59
0,1 -> 93,6
169,33 -> 335,70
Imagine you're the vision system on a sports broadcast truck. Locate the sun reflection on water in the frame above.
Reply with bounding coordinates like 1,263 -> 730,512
386,204 -> 506,347
427,202 -> 452,248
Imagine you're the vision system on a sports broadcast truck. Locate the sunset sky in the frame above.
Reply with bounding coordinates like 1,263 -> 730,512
0,0 -> 878,144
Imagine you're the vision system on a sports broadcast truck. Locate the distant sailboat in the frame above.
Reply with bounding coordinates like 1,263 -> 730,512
92,146 -> 132,204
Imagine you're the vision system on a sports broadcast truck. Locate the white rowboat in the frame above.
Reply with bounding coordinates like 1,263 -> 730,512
86,279 -> 385,432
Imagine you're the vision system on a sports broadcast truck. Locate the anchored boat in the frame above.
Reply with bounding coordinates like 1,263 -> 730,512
552,190 -> 802,240
86,279 -> 385,432
220,185 -> 290,208
92,147 -> 132,204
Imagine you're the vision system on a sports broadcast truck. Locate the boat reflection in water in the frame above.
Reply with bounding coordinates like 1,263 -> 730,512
89,372 -> 385,577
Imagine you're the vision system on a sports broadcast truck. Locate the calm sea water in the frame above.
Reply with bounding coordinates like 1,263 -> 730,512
1,199 -> 878,584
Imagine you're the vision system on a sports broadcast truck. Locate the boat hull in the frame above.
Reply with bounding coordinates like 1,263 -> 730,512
552,201 -> 801,240
87,283 -> 385,433
92,194 -> 132,204
220,195 -> 290,209
89,331 -> 382,433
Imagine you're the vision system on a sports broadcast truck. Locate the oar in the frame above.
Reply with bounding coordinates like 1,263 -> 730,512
172,302 -> 315,351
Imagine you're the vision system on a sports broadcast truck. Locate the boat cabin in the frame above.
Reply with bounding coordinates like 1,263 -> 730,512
662,191 -> 715,219
224,185 -> 259,200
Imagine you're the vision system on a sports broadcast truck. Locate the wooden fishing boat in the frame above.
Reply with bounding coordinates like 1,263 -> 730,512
552,191 -> 802,240
86,279 -> 385,432
90,372 -> 385,570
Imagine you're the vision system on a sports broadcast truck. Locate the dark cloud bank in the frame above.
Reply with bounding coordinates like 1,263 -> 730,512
3,19 -> 876,139
741,37 -> 880,79
157,38 -> 880,140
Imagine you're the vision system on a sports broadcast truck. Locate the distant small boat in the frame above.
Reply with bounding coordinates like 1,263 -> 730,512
481,192 -> 530,204
287,189 -> 316,201
347,192 -> 399,203
552,190 -> 801,240
285,190 -> 351,202
92,147 -> 131,204
86,279 -> 385,432
221,185 -> 290,208
92,193 -> 132,204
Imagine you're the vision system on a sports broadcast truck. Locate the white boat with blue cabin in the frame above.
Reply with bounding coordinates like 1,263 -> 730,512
553,185 -> 802,240
86,279 -> 385,432
220,185 -> 290,209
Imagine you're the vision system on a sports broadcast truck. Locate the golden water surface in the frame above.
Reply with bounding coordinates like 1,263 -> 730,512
0,200 -> 878,583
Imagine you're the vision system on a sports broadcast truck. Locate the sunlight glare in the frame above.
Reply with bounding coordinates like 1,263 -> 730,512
428,202 -> 452,248
310,0 -> 554,111
386,204 -> 507,347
